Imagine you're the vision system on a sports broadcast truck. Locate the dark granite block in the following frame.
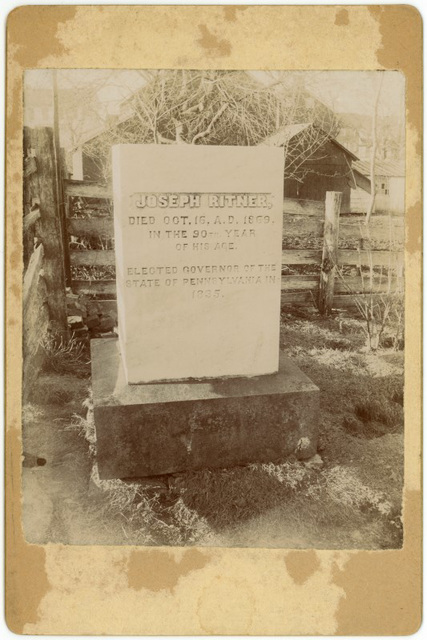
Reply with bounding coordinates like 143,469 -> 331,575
91,338 -> 319,479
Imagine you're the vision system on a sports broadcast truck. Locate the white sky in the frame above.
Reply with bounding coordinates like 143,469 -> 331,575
24,69 -> 405,121
250,70 -> 405,119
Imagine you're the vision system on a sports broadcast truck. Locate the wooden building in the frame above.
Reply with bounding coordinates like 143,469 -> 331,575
351,159 -> 405,214
261,123 -> 361,214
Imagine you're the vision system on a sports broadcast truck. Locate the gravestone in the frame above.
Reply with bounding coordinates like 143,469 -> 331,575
113,145 -> 284,383
91,144 -> 319,479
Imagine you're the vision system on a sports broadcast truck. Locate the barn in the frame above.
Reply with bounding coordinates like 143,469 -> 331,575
261,122 -> 361,213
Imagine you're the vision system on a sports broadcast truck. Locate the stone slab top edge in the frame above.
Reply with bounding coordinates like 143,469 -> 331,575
91,338 -> 319,408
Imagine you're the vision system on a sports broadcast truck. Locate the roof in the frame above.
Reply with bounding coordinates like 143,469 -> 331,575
74,111 -> 134,151
353,158 -> 405,177
261,123 -> 312,146
261,122 -> 358,160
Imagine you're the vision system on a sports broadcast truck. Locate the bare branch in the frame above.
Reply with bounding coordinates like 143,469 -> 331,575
191,103 -> 229,144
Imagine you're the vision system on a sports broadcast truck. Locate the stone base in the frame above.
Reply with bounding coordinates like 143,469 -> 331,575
91,339 -> 319,480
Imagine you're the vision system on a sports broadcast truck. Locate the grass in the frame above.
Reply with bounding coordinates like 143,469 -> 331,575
23,307 -> 404,549
41,332 -> 91,378
354,396 -> 402,426
81,311 -> 403,547
177,465 -> 305,529
90,464 -> 214,546
341,392 -> 403,440
28,373 -> 78,405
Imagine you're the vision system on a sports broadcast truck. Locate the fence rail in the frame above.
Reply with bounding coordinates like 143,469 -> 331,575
63,179 -> 111,199
70,249 -> 115,267
68,217 -> 113,235
282,216 -> 403,245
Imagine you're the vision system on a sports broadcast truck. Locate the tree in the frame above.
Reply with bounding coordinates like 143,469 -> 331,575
366,73 -> 384,223
80,70 -> 341,185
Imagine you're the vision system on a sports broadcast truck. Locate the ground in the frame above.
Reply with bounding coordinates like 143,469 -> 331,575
22,307 -> 404,549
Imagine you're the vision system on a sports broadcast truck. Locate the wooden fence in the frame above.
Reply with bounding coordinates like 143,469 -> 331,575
23,127 -> 69,400
21,125 -> 405,399
63,181 -> 404,317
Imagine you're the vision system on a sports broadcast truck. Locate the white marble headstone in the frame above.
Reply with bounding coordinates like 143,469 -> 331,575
112,144 -> 284,383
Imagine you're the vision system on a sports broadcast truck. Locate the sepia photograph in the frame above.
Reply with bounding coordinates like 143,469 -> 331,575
22,68 -> 405,550
6,4 -> 423,637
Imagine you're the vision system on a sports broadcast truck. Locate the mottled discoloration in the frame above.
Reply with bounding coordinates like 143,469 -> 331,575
369,6 -> 422,150
197,24 -> 232,57
10,281 -> 20,300
334,9 -> 349,26
7,6 -> 76,66
197,576 -> 255,634
333,490 -> 422,635
223,6 -> 248,22
5,428 -> 50,634
6,6 -> 76,633
6,6 -> 77,139
285,550 -> 321,585
128,549 -> 209,592
405,203 -> 422,255
368,6 -> 422,258
9,247 -> 21,274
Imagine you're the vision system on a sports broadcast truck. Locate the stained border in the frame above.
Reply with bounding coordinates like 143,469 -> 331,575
5,5 -> 422,635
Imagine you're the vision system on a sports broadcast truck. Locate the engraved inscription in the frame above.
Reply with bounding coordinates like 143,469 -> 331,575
123,191 -> 278,299
112,145 -> 284,381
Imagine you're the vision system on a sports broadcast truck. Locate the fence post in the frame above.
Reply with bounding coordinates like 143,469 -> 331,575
58,147 -> 72,287
30,127 -> 69,334
318,191 -> 341,315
